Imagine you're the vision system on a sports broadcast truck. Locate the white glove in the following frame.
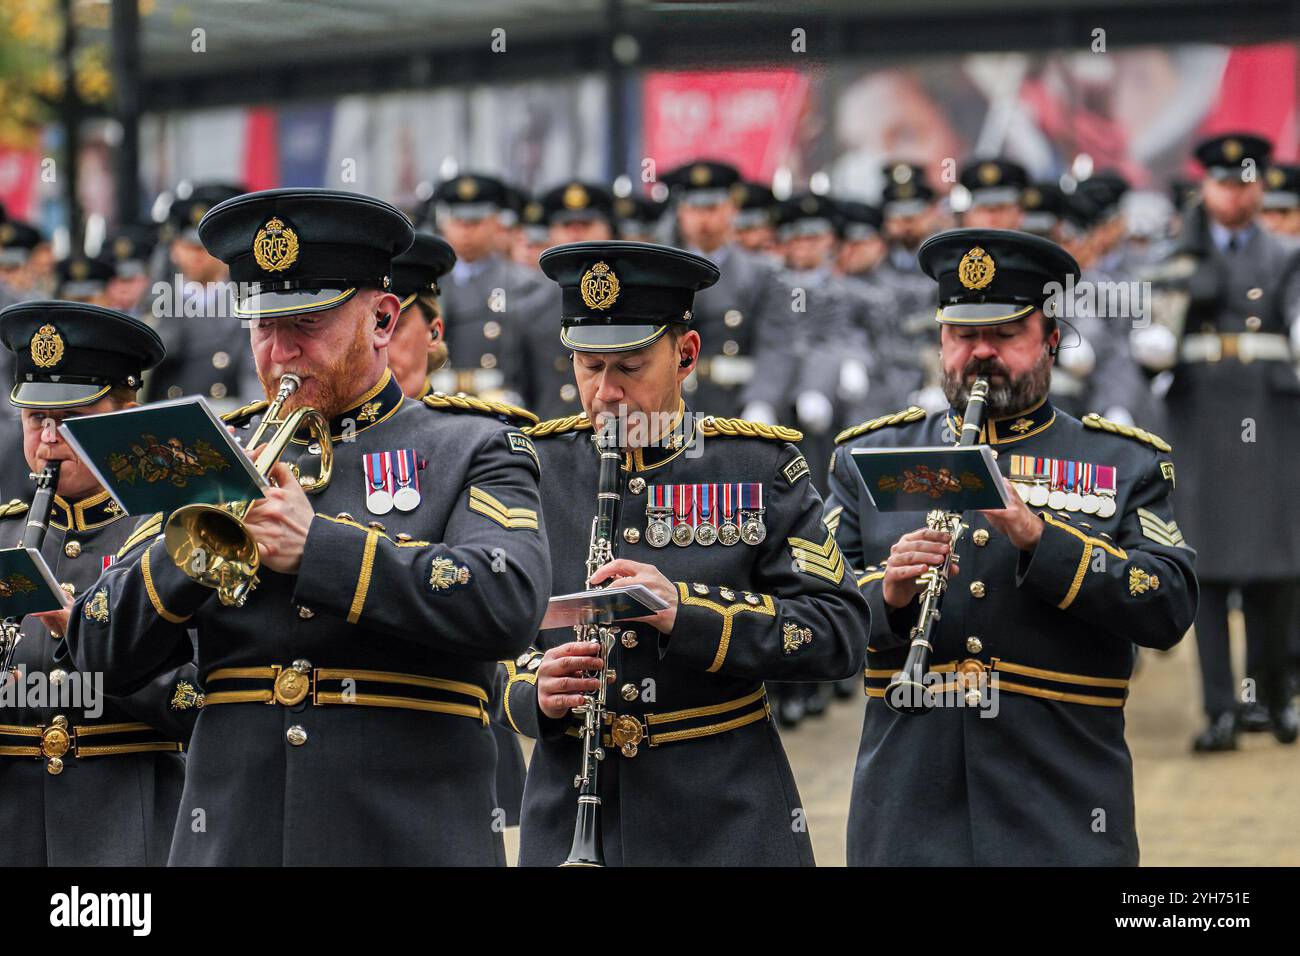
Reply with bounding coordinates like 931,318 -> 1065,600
913,385 -> 950,415
1102,405 -> 1134,427
1056,336 -> 1096,375
795,391 -> 834,434
1130,325 -> 1177,371
741,401 -> 778,425
838,360 -> 869,401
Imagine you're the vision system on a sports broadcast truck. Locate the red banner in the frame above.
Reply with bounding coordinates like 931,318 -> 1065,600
642,70 -> 810,183
0,147 -> 40,220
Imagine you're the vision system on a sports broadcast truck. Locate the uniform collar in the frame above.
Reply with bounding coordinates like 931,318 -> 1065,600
415,376 -> 433,401
293,367 -> 404,445
582,398 -> 696,473
947,394 -> 1056,445
49,489 -> 126,532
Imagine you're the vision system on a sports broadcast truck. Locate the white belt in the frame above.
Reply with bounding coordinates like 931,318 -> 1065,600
429,368 -> 506,394
1180,332 -> 1292,364
698,355 -> 755,386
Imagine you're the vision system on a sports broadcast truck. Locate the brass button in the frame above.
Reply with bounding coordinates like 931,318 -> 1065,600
969,581 -> 986,599
167,385 -> 182,399
560,384 -> 577,401
480,353 -> 498,369
395,533 -> 412,543
620,630 -> 637,649
291,659 -> 312,674
620,683 -> 638,702
483,320 -> 501,340
210,382 -> 228,399
46,757 -> 64,775
554,357 -> 568,372
722,339 -> 740,356
336,512 -> 354,522
1245,315 -> 1262,331
724,309 -> 743,328
297,605 -> 314,620
692,583 -> 709,596
623,527 -> 641,545
526,657 -> 541,672
212,350 -> 230,369
368,521 -> 386,532
309,442 -> 322,455
1247,287 -> 1264,300
60,582 -> 75,598
516,653 -> 531,667
63,540 -> 81,559
966,636 -> 983,654
628,477 -> 646,495
744,592 -> 760,606
719,587 -> 736,602
286,725 -> 308,747
49,669 -> 68,686
972,529 -> 990,547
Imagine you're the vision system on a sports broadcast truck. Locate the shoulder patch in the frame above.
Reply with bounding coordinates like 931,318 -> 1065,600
782,453 -> 810,485
835,406 -> 927,444
116,512 -> 165,559
1082,413 -> 1172,453
506,431 -> 540,473
423,392 -> 539,427
524,413 -> 593,439
698,416 -> 803,443
0,498 -> 29,520
222,400 -> 269,426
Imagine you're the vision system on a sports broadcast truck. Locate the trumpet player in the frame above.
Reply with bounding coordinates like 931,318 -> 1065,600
826,229 -> 1197,866
0,302 -> 198,865
66,189 -> 551,865
501,241 -> 868,866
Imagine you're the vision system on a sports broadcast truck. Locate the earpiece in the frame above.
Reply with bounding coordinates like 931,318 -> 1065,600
680,356 -> 693,368
376,313 -> 392,330
1047,344 -> 1059,357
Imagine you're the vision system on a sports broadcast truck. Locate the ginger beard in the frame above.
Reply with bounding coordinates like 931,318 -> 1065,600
942,346 -> 1053,419
258,311 -> 376,420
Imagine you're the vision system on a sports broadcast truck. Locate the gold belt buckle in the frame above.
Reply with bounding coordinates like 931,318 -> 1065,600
273,663 -> 311,706
1220,334 -> 1240,361
609,713 -> 647,758
40,716 -> 71,775
956,659 -> 986,707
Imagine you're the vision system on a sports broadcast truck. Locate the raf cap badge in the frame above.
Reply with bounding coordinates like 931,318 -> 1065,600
580,261 -> 620,311
958,246 -> 996,291
30,324 -> 65,369
252,216 -> 299,273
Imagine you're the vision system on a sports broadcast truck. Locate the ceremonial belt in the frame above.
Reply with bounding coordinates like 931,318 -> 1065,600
1181,332 -> 1291,364
203,665 -> 489,725
695,355 -> 755,387
0,720 -> 182,775
565,686 -> 770,757
864,658 -> 1130,708
428,367 -> 506,396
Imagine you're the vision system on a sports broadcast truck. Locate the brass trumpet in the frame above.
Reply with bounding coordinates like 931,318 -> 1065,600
163,374 -> 333,607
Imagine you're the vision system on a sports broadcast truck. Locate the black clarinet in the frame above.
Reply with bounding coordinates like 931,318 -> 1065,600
1,461 -> 62,675
561,416 -> 623,867
884,378 -> 989,715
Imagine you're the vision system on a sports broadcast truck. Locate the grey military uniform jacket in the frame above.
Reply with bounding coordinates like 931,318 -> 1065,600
503,407 -> 868,866
66,371 -> 551,865
826,399 -> 1197,866
0,492 -> 198,866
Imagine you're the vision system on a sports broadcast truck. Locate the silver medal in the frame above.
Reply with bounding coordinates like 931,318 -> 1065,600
392,486 -> 420,512
719,522 -> 740,546
366,491 -> 394,516
1097,495 -> 1117,518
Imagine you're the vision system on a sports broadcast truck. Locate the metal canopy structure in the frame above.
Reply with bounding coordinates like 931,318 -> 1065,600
80,0 -> 1300,112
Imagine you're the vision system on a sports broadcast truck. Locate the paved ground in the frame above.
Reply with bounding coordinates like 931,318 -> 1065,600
505,621 -> 1300,866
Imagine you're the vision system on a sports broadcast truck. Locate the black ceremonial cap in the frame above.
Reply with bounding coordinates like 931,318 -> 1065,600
662,161 -> 742,206
0,300 -> 165,408
539,240 -> 719,353
1195,132 -> 1272,182
393,233 -> 457,311
104,222 -> 159,277
519,195 -> 549,242
834,199 -> 883,240
55,256 -> 116,300
166,183 -> 244,242
613,194 -> 666,234
732,180 -> 777,229
432,174 -> 511,221
1263,164 -> 1300,210
881,161 -> 935,215
198,187 -> 414,320
1076,170 -> 1129,215
1019,181 -> 1067,236
960,158 -> 1028,206
918,228 -> 1079,326
776,193 -> 840,237
0,219 -> 43,266
541,181 -> 614,226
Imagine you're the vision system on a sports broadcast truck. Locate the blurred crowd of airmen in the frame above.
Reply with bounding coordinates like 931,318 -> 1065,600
0,131 -> 1298,867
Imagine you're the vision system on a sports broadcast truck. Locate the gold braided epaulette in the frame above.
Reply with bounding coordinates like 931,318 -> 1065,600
221,400 -> 269,425
698,416 -> 803,443
835,406 -> 927,444
116,512 -> 165,559
1082,413 -> 1172,453
423,392 -> 539,427
524,413 -> 593,438
0,498 -> 28,520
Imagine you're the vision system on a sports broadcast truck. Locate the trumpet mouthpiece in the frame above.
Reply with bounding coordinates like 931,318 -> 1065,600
278,373 -> 302,395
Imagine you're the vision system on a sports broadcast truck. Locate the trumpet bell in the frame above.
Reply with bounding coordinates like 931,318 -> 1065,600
164,503 -> 261,607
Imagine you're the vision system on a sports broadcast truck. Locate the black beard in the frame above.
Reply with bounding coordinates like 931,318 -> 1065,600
942,349 -> 1053,418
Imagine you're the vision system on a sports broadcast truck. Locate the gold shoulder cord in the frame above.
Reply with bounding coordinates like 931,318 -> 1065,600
835,405 -> 927,445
